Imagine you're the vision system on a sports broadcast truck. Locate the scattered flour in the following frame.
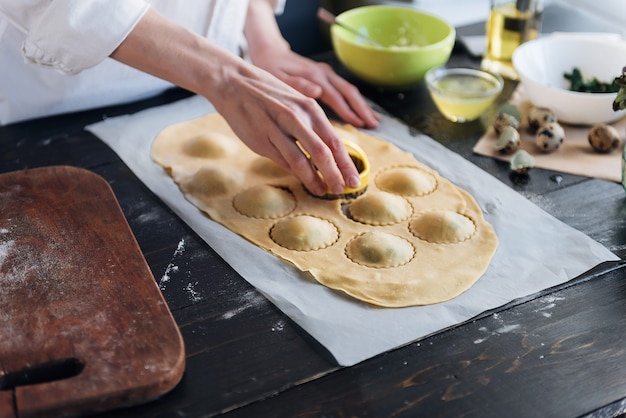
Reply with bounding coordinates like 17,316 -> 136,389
473,337 -> 489,345
474,296 -> 565,345
158,239 -> 205,303
534,295 -> 565,318
271,319 -> 285,332
221,290 -> 267,320
0,240 -> 14,264
159,239 -> 185,290
173,239 -> 185,256
0,239 -> 47,289
474,313 -> 523,344
495,324 -> 521,334
184,281 -> 203,303
136,210 -> 160,224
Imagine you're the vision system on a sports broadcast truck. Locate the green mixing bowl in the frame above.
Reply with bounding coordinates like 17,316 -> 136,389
331,5 -> 455,88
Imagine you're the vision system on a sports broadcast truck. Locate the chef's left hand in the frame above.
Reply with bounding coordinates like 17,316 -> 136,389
249,47 -> 380,130
244,0 -> 380,130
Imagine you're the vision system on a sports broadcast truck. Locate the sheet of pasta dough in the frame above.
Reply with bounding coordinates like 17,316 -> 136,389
151,113 -> 498,307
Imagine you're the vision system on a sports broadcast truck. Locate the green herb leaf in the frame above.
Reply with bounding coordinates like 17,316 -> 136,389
564,67 -> 620,93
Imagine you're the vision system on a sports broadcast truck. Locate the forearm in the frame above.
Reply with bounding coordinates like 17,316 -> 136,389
110,7 -> 247,104
110,3 -> 363,196
244,0 -> 290,63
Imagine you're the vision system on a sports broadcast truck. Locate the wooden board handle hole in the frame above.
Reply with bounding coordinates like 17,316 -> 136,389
0,358 -> 85,391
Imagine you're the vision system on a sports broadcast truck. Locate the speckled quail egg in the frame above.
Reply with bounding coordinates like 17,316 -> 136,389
493,113 -> 520,136
498,103 -> 522,120
536,122 -> 565,153
528,106 -> 557,133
495,125 -> 521,154
510,150 -> 535,174
588,124 -> 622,153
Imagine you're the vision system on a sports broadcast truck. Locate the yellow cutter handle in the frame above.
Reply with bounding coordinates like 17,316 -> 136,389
301,138 -> 370,199
337,139 -> 370,197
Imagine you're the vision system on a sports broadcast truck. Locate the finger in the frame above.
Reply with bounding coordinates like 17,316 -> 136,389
310,109 -> 363,190
288,105 -> 360,193
262,145 -> 292,173
320,73 -> 381,129
270,132 -> 328,196
299,137 -> 347,195
326,135 -> 363,190
281,74 -> 323,99
251,127 -> 329,196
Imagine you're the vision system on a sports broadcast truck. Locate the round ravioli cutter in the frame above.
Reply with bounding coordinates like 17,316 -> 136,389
321,139 -> 370,199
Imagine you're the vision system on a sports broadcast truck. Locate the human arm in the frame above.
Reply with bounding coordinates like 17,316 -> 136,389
244,0 -> 380,130
109,7 -> 360,197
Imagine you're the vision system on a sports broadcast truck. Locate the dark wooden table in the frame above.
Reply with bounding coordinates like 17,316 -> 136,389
2,43 -> 626,418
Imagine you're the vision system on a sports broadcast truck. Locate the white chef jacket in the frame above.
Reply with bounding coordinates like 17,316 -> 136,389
0,0 -> 284,125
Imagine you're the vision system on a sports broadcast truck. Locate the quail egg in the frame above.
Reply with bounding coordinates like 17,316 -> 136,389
510,150 -> 535,174
495,125 -> 521,154
536,122 -> 565,153
498,103 -> 522,120
493,113 -> 520,136
588,124 -> 622,153
528,106 -> 557,133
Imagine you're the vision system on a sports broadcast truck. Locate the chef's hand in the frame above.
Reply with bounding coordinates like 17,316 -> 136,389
249,48 -> 380,130
245,0 -> 380,131
212,62 -> 363,197
111,7 -> 361,196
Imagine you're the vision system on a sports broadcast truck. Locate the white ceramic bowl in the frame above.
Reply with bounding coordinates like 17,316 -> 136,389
512,34 -> 626,125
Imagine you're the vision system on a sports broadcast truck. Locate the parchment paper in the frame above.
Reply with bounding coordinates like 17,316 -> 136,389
473,86 -> 626,183
86,95 -> 619,366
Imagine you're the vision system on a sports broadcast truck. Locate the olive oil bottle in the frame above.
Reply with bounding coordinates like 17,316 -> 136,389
481,0 -> 542,80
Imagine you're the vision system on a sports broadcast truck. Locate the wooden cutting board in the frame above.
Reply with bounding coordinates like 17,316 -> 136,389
0,166 -> 185,418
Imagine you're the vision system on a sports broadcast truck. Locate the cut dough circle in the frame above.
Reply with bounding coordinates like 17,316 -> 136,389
180,166 -> 244,198
249,157 -> 290,178
409,210 -> 476,244
182,132 -> 238,158
270,215 -> 339,251
348,191 -> 412,226
345,231 -> 414,268
376,166 -> 437,196
233,185 -> 296,219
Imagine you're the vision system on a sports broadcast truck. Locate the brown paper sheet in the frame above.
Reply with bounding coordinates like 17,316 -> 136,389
473,86 -> 626,183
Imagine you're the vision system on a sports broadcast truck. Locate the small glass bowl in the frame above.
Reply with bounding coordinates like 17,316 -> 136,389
425,67 -> 504,123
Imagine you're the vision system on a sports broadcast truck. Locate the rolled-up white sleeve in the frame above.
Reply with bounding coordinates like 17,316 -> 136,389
0,0 -> 150,74
271,0 -> 286,14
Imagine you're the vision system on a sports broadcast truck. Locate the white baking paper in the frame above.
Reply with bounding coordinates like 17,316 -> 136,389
86,95 -> 619,366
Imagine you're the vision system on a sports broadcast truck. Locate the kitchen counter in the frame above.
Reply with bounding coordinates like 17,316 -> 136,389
1,44 -> 626,417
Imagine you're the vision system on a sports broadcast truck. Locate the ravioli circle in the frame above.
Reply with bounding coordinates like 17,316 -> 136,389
249,158 -> 289,178
270,215 -> 339,251
345,231 -> 414,268
181,132 -> 237,158
376,166 -> 437,196
233,185 -> 296,219
348,191 -> 412,226
409,210 -> 476,244
181,166 -> 244,198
